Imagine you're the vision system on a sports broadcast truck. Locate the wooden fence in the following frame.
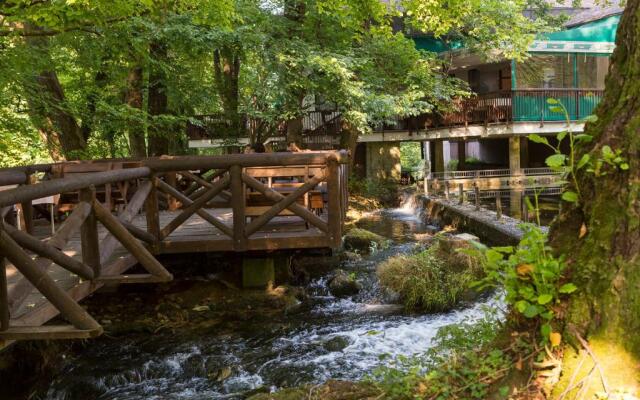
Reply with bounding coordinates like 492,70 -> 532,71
0,151 -> 348,340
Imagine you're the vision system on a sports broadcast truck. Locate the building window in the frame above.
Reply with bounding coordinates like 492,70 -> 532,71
576,55 -> 610,89
515,54 -> 574,88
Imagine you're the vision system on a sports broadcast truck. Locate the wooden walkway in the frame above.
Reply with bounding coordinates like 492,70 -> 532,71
0,151 -> 348,342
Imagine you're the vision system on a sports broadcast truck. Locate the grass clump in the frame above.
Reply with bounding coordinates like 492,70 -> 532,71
348,176 -> 398,209
376,237 -> 484,312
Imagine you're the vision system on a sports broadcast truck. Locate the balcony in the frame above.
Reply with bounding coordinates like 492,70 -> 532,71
373,88 -> 605,133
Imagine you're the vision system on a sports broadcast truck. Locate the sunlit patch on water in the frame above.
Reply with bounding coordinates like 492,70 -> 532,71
43,198 -> 503,400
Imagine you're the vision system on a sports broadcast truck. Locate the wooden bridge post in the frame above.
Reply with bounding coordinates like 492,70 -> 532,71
458,183 -> 464,204
230,165 -> 247,251
19,173 -> 35,234
145,175 -> 161,251
79,186 -> 101,278
474,185 -> 480,211
165,172 -> 179,211
496,195 -> 502,220
0,251 -> 9,332
327,156 -> 342,248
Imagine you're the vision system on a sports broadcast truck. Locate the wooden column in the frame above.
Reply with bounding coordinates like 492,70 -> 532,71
327,157 -> 342,248
79,186 -> 101,278
20,173 -> 36,234
230,165 -> 247,251
165,172 -> 178,211
145,175 -> 161,251
0,249 -> 9,332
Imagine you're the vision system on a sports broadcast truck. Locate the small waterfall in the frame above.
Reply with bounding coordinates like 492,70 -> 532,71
396,190 -> 423,219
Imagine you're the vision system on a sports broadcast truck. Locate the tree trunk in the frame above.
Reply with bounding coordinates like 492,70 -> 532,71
550,0 -> 640,394
213,45 -> 242,141
340,120 -> 358,166
148,41 -> 170,157
125,66 -> 147,158
23,25 -> 86,159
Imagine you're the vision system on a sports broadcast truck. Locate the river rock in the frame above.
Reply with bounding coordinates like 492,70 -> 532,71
323,335 -> 352,352
343,228 -> 388,252
328,270 -> 362,297
183,354 -> 206,377
361,304 -> 404,315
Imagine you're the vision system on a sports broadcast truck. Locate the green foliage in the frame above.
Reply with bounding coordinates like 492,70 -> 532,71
371,311 -> 513,400
377,238 -> 485,311
348,176 -> 398,206
399,142 -> 422,171
466,224 -> 575,343
532,99 -> 629,205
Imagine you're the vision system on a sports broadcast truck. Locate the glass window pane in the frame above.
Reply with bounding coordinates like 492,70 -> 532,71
576,55 -> 609,89
515,54 -> 573,89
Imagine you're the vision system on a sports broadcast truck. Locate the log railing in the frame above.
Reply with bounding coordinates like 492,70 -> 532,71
0,151 -> 348,340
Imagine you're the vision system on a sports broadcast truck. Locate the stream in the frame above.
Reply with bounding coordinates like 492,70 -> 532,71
42,197 -> 500,400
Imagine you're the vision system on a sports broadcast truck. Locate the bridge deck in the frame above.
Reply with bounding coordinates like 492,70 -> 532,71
5,210 -> 325,329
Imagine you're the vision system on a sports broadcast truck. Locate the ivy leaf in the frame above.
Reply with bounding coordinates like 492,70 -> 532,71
528,134 -> 549,146
515,300 -> 529,313
546,98 -> 559,105
561,191 -> 578,203
620,163 -> 630,170
559,283 -> 578,294
577,154 -> 591,170
523,304 -> 540,318
549,105 -> 564,113
537,294 -> 553,305
557,131 -> 567,141
540,323 -> 552,338
583,114 -> 598,123
546,154 -> 566,168
575,134 -> 593,143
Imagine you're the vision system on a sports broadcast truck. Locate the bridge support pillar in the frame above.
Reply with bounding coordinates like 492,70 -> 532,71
242,257 -> 275,289
433,140 -> 445,173
509,136 -> 522,175
510,189 -> 523,220
365,142 -> 401,182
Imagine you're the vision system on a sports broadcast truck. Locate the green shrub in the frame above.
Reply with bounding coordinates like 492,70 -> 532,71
348,176 -> 398,207
376,238 -> 484,311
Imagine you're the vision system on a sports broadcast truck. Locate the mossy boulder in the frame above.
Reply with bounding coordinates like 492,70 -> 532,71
376,236 -> 484,312
343,228 -> 388,252
328,269 -> 362,297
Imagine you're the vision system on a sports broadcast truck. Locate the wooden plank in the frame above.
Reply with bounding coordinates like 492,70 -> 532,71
0,230 -> 101,331
245,172 -> 326,236
79,187 -> 101,278
242,173 -> 328,233
0,325 -> 102,340
93,201 -> 172,282
94,274 -> 167,284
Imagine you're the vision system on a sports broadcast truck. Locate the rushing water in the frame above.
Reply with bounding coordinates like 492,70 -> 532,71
43,194 -> 499,400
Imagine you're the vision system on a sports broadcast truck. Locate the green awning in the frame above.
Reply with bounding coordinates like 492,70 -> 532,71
413,37 -> 463,53
541,14 -> 620,42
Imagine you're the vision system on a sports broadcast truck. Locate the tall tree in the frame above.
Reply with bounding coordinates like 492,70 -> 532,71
548,0 -> 640,393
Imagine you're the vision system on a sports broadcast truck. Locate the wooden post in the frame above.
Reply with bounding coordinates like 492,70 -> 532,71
522,197 -> 529,222
445,181 -> 450,200
496,195 -> 502,220
0,250 -> 9,332
145,175 -> 161,250
20,173 -> 35,234
458,183 -> 464,204
230,165 -> 247,251
474,185 -> 480,211
79,186 -> 101,278
165,172 -> 178,211
327,157 -> 342,248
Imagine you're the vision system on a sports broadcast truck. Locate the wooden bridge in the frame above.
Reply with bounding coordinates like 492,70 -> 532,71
0,151 -> 348,342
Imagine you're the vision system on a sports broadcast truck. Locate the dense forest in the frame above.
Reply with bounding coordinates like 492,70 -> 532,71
0,0 -> 560,165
